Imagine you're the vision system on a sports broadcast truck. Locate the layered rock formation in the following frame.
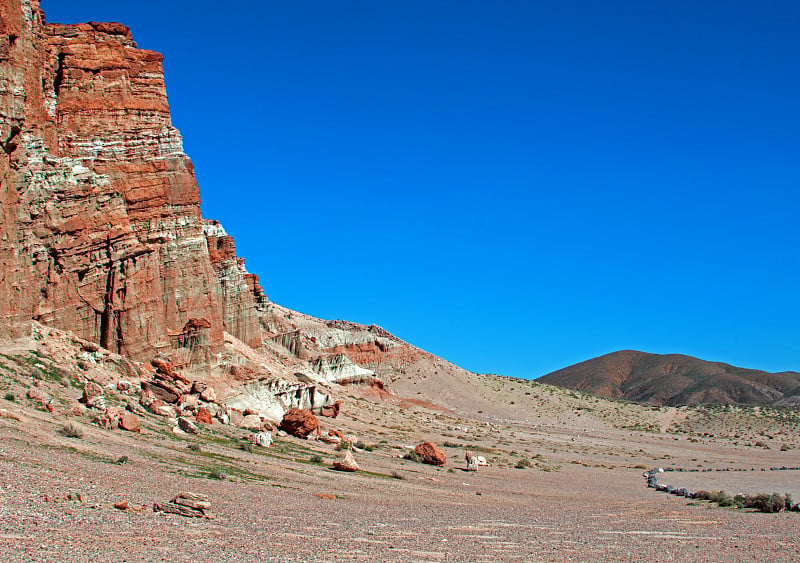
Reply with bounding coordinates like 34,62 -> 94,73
1,0 -> 476,421
0,0 -> 265,361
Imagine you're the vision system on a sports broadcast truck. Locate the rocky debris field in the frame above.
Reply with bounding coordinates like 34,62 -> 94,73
2,334 -> 800,561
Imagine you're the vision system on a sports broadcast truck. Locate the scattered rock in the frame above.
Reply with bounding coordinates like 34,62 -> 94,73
239,414 -> 263,430
172,491 -> 211,512
333,450 -> 360,472
196,407 -> 213,425
26,387 -> 47,403
465,451 -> 479,471
279,408 -> 319,438
154,492 -> 212,518
199,386 -> 216,403
114,500 -> 145,512
227,409 -> 244,427
319,401 -> 340,418
252,432 -> 273,447
126,401 -> 147,417
179,394 -> 199,410
80,381 -> 103,404
150,357 -> 176,378
141,381 -> 178,404
414,442 -> 446,466
178,416 -> 200,434
0,409 -> 22,422
93,412 -> 116,430
118,413 -> 141,433
80,382 -> 105,409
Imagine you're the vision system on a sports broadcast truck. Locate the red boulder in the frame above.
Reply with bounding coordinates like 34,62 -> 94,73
414,442 -> 447,466
279,408 -> 319,438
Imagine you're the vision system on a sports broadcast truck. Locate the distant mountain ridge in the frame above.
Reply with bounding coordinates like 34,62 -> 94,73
537,350 -> 800,406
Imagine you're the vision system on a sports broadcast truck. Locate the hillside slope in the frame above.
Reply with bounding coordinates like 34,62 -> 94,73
538,350 -> 800,406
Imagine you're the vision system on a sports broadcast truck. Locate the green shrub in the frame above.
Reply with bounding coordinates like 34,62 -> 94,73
336,440 -> 353,451
742,493 -> 785,513
3,392 -> 14,402
115,455 -> 129,465
207,468 -> 226,480
716,492 -> 733,507
403,451 -> 424,463
515,458 -> 532,469
59,423 -> 83,439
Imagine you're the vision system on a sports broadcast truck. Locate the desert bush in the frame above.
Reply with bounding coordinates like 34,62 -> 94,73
336,440 -> 353,451
403,451 -> 424,463
695,490 -> 729,503
741,493 -> 785,513
515,458 -> 532,469
4,392 -> 15,402
59,422 -> 83,439
309,454 -> 323,464
207,468 -> 226,480
716,492 -> 734,507
115,455 -> 129,465
186,443 -> 202,452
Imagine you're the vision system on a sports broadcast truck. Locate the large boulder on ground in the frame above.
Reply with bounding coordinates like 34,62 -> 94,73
141,381 -> 178,404
279,408 -> 319,438
196,407 -> 213,425
319,401 -> 340,418
118,413 -> 141,433
178,416 -> 200,434
126,401 -> 147,417
414,442 -> 447,466
80,382 -> 105,409
227,409 -> 244,427
239,414 -> 263,430
200,386 -> 217,403
333,450 -> 360,472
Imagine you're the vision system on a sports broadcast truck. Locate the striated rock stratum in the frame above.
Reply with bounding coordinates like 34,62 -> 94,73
0,0 -> 473,420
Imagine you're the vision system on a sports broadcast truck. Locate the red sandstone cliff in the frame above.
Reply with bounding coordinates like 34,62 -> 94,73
0,0 -> 265,361
0,1 -> 475,418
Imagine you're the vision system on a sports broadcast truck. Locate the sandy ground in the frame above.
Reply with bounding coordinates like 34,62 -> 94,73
2,330 -> 800,562
2,392 -> 800,562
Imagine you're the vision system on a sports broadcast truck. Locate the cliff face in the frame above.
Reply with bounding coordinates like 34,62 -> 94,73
0,1 -> 475,420
0,0 -> 264,360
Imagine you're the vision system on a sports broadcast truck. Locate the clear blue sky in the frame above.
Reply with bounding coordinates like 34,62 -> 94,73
43,1 -> 800,377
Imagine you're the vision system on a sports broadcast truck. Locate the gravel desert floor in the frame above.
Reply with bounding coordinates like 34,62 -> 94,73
2,383 -> 800,563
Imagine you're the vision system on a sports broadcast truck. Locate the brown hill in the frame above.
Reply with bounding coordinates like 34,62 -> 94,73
537,350 -> 800,406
